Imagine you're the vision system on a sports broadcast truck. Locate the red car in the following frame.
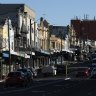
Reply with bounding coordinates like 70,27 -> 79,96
76,67 -> 91,78
5,71 -> 28,87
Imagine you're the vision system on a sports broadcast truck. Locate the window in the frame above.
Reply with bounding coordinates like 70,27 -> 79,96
51,42 -> 55,49
11,42 -> 13,50
27,39 -> 29,47
28,26 -> 29,31
36,42 -> 37,47
35,30 -> 37,36
32,28 -> 33,33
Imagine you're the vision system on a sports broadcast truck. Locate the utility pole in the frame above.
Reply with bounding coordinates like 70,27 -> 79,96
8,18 -> 11,72
33,21 -> 36,68
65,25 -> 69,78
0,40 -> 3,79
30,19 -> 33,68
61,33 -> 63,65
34,22 -> 36,47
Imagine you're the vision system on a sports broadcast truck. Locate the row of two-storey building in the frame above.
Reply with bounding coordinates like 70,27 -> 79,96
0,4 -> 69,77
1,4 -> 96,78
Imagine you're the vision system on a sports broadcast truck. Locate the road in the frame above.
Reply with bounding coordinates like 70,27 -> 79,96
0,62 -> 95,96
0,77 -> 96,96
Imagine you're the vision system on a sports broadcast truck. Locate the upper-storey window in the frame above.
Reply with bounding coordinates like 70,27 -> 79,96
51,42 -> 55,49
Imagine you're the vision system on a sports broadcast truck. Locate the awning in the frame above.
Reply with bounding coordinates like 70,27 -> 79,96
35,50 -> 50,57
11,51 -> 30,58
25,51 -> 35,55
40,50 -> 50,55
62,49 -> 73,53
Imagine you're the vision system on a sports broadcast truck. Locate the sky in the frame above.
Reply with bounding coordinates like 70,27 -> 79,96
0,0 -> 96,26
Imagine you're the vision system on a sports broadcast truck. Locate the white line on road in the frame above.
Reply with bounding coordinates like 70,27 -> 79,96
65,77 -> 71,80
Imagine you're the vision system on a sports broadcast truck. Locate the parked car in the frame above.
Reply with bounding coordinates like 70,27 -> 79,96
17,68 -> 33,81
5,71 -> 28,87
90,68 -> 96,79
92,58 -> 96,66
76,67 -> 91,78
28,67 -> 37,77
56,65 -> 66,74
42,65 -> 57,76
89,64 -> 96,72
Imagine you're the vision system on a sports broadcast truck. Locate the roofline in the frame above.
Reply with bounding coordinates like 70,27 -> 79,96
0,3 -> 35,13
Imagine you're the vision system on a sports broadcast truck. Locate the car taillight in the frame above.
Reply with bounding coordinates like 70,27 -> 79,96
85,71 -> 88,74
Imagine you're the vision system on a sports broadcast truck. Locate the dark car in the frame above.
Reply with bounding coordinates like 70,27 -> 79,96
89,64 -> 96,72
17,68 -> 33,82
90,68 -> 96,79
56,65 -> 66,74
76,67 -> 91,78
5,71 -> 28,87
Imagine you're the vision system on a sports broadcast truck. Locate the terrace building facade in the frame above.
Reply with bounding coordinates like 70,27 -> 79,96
0,4 -> 37,75
0,4 -> 51,73
70,18 -> 96,60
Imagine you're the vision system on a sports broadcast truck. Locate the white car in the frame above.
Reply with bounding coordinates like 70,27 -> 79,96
42,65 -> 57,76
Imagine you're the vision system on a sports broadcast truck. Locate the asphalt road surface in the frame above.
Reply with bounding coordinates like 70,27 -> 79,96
0,62 -> 95,96
0,77 -> 96,96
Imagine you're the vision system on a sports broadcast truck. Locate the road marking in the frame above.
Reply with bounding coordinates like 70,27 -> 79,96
65,77 -> 71,80
0,79 -> 64,95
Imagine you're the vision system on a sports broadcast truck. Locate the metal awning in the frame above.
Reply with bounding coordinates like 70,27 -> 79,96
40,50 -> 50,55
62,49 -> 73,53
25,51 -> 35,55
10,51 -> 30,58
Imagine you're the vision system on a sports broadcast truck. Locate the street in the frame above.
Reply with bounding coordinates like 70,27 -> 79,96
0,62 -> 95,96
0,1 -> 96,96
0,76 -> 96,96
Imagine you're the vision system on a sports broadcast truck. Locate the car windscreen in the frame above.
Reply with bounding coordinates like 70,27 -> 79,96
8,72 -> 21,77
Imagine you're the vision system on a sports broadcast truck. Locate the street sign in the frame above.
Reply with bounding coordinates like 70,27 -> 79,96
3,53 -> 9,58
